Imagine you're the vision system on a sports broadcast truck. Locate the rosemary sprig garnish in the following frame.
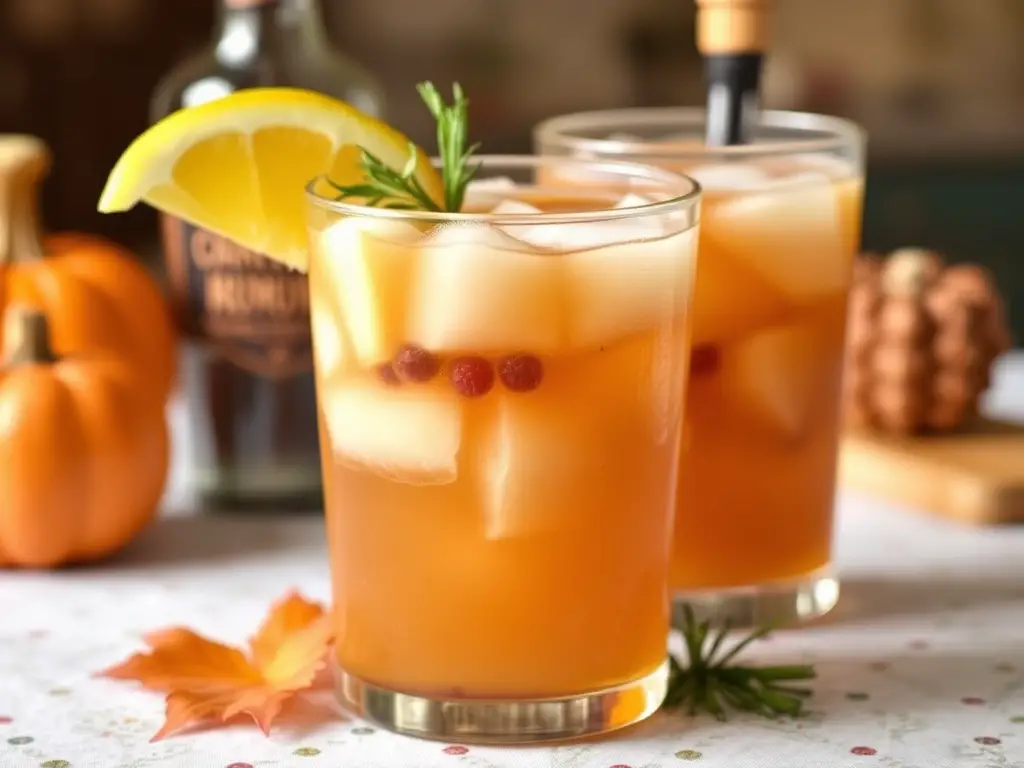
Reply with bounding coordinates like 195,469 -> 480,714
327,82 -> 480,213
664,606 -> 816,720
328,145 -> 442,211
416,82 -> 481,212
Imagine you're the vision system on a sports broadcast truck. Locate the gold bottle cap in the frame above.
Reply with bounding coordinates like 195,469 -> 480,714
695,0 -> 773,56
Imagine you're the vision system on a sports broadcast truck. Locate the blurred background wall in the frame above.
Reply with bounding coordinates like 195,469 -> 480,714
0,0 -> 1021,338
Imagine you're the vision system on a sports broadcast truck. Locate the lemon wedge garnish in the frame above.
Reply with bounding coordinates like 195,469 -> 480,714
98,88 -> 443,272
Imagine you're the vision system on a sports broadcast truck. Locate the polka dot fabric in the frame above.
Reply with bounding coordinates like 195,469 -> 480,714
0,389 -> 1022,767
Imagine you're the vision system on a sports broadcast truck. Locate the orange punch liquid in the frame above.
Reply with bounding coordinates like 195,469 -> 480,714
308,186 -> 698,700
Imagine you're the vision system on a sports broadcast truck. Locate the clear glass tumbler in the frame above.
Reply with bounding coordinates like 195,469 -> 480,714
305,155 -> 701,743
535,109 -> 866,628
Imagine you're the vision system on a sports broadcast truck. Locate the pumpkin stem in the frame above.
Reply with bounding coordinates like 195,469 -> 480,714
0,135 -> 50,265
3,305 -> 56,367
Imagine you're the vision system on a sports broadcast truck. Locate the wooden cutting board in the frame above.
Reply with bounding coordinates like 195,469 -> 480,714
838,418 -> 1024,525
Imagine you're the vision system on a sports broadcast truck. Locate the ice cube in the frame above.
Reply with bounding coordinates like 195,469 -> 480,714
719,324 -> 831,439
320,375 -> 463,484
767,171 -> 833,190
475,364 -> 612,541
405,223 -> 566,354
491,199 -> 543,216
540,160 -> 620,188
703,179 -> 849,303
308,236 -> 352,378
317,217 -> 422,366
575,331 -> 688,445
309,289 -> 349,379
465,177 -> 518,209
616,191 -> 697,236
614,192 -> 658,209
477,393 -> 569,540
492,199 -> 607,249
499,198 -> 665,251
565,228 -> 697,348
477,335 -> 680,539
687,163 -> 771,192
468,177 -> 516,191
689,240 -> 793,346
576,333 -> 690,447
785,154 -> 857,179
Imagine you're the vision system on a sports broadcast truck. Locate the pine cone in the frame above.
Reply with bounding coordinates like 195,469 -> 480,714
842,248 -> 1011,435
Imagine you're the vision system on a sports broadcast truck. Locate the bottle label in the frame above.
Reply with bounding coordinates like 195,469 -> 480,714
161,214 -> 312,378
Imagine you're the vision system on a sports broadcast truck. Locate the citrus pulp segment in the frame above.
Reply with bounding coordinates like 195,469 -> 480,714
97,88 -> 443,271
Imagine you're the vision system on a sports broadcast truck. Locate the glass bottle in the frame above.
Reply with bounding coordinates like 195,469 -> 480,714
151,0 -> 383,512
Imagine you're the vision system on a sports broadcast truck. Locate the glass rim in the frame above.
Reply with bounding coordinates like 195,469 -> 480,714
534,107 -> 866,159
304,154 -> 701,225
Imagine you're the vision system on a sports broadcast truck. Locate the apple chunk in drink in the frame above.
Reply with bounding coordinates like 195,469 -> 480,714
309,173 -> 698,702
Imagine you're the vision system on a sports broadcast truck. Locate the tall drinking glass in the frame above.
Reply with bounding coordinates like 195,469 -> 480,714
305,156 -> 701,743
535,109 -> 865,627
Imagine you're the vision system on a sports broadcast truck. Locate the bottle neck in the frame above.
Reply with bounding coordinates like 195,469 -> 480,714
215,0 -> 328,64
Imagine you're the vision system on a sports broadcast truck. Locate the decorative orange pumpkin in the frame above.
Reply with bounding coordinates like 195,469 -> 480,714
0,305 -> 170,568
0,135 -> 177,404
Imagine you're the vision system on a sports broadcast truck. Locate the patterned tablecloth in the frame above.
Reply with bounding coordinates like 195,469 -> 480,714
2,354 -> 1023,768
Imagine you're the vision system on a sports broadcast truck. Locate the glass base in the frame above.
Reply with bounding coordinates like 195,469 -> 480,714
672,568 -> 839,629
333,660 -> 668,744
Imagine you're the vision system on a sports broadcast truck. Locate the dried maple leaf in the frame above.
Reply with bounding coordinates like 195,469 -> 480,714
98,591 -> 334,741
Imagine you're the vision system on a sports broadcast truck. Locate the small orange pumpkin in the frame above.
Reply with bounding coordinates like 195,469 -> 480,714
0,305 -> 169,568
0,135 -> 177,403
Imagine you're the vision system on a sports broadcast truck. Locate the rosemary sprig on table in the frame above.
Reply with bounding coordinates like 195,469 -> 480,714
664,606 -> 816,720
327,81 -> 480,213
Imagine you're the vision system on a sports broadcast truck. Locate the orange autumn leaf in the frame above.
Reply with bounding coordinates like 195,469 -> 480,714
98,591 -> 333,741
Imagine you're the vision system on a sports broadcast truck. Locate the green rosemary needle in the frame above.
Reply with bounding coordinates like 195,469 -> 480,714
664,606 -> 816,720
327,81 -> 480,213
